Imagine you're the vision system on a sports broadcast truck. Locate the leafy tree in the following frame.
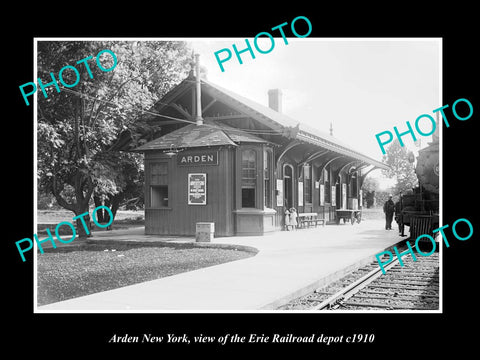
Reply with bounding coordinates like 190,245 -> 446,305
381,139 -> 418,195
92,150 -> 145,226
37,41 -> 191,236
376,189 -> 394,206
361,176 -> 380,193
361,176 -> 380,208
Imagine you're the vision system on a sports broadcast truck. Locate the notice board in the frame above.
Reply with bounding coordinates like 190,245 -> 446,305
188,173 -> 207,205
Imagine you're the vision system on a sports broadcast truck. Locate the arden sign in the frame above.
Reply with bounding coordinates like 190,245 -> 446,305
188,173 -> 207,205
178,151 -> 218,166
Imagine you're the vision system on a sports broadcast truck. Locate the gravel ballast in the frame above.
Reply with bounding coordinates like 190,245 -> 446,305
37,243 -> 256,306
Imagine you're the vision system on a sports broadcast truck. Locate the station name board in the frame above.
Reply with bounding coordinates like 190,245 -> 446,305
177,150 -> 218,166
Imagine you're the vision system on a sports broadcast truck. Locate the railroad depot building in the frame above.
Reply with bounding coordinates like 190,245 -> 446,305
134,64 -> 388,237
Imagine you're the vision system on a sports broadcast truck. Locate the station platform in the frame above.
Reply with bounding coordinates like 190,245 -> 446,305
37,217 -> 402,312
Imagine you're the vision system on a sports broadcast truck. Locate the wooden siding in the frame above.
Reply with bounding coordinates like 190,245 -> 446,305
144,147 -> 235,236
143,143 -> 362,235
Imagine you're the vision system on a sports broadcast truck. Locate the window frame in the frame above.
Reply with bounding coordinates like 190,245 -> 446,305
241,148 -> 257,208
304,163 -> 313,205
148,161 -> 169,209
263,147 -> 273,209
323,167 -> 331,204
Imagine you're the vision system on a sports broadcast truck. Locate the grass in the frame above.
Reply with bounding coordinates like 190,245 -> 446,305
37,242 -> 256,306
37,209 -> 144,223
37,209 -> 144,234
36,208 -> 386,306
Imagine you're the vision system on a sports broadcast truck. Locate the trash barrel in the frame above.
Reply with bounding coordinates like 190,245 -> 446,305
195,222 -> 215,242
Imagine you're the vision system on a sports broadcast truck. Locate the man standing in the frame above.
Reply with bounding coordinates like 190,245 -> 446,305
383,194 -> 395,230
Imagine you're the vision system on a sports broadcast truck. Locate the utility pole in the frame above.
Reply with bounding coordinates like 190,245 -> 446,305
194,53 -> 203,125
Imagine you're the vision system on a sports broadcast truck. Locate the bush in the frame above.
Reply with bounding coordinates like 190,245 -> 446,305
37,192 -> 62,210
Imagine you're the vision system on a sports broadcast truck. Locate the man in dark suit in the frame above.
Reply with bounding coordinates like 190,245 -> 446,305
383,195 -> 395,230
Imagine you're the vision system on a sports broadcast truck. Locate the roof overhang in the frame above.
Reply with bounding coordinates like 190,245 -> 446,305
295,130 -> 389,170
132,76 -> 390,171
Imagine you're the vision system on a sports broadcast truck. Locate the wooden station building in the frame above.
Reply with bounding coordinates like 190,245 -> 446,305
134,59 -> 388,236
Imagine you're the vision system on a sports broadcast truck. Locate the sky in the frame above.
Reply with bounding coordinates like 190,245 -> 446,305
187,38 -> 441,189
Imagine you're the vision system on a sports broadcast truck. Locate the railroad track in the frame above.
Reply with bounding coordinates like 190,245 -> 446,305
279,245 -> 439,311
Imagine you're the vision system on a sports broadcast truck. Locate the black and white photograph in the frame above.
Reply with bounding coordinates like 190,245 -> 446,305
32,37 -> 442,313
5,8 -> 478,355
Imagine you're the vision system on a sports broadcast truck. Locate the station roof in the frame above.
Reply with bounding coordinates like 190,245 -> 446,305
201,79 -> 388,170
134,75 -> 388,170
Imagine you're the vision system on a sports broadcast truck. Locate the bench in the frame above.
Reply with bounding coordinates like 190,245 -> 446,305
297,212 -> 325,228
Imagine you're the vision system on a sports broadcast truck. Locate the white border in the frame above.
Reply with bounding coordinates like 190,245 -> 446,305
33,37 -> 443,314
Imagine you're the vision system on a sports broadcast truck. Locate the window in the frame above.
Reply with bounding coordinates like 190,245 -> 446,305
298,164 -> 304,207
241,149 -> 256,208
323,168 -> 330,203
304,163 -> 312,204
151,185 -> 168,207
283,164 -> 293,209
351,171 -> 358,197
150,162 -> 168,207
264,149 -> 272,208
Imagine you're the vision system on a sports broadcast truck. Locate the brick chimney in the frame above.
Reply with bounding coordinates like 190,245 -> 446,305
268,89 -> 282,113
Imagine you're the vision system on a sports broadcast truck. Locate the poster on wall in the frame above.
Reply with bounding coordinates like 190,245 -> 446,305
188,173 -> 207,205
276,179 -> 283,207
331,185 -> 336,206
342,183 -> 347,209
320,184 -> 325,206
298,181 -> 303,206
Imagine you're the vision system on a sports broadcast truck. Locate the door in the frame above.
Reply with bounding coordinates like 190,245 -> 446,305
283,164 -> 294,209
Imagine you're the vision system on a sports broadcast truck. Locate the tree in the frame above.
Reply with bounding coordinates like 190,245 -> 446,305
92,150 -> 145,227
37,41 -> 191,236
381,139 -> 418,195
362,176 -> 380,193
361,176 -> 380,208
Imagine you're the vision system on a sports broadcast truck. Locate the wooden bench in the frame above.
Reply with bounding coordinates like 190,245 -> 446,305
297,212 -> 325,228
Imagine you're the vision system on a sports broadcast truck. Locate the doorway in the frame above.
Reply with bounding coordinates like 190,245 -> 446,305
283,164 -> 294,209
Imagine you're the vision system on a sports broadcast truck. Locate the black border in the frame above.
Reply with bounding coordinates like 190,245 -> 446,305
6,6 -> 478,355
